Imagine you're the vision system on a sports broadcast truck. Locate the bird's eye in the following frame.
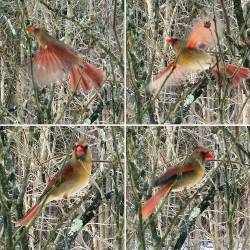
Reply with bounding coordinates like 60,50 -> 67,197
204,151 -> 214,160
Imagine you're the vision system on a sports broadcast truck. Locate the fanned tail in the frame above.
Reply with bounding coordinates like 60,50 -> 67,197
18,202 -> 42,226
212,64 -> 250,85
226,64 -> 250,84
70,63 -> 106,93
141,184 -> 171,220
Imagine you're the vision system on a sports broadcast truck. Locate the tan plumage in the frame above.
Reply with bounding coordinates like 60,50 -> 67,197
175,48 -> 213,72
148,17 -> 250,93
141,146 -> 214,220
18,139 -> 92,225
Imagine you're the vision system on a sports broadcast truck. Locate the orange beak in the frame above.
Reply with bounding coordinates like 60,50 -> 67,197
27,26 -> 37,34
75,145 -> 87,160
205,152 -> 214,160
166,37 -> 174,45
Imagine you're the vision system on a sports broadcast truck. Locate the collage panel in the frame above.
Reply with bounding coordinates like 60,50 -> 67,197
127,1 -> 250,124
0,126 -> 124,249
127,126 -> 249,249
1,1 -> 124,124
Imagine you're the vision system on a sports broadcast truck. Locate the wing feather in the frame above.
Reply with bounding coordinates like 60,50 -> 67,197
148,62 -> 189,93
33,41 -> 78,84
186,17 -> 223,49
154,164 -> 194,186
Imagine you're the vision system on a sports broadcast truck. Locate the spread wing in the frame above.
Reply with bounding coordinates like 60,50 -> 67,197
33,39 -> 79,84
148,62 -> 189,94
186,17 -> 223,49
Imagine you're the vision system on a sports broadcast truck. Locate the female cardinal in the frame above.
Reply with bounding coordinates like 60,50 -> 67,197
27,26 -> 106,92
141,146 -> 214,220
18,139 -> 92,225
148,17 -> 250,93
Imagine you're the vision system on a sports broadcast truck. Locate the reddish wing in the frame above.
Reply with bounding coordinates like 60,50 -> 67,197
33,39 -> 79,84
41,163 -> 74,197
186,17 -> 222,49
148,62 -> 189,93
33,39 -> 106,92
154,164 -> 194,186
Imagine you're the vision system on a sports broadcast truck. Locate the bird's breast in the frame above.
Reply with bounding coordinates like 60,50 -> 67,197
171,162 -> 205,192
48,161 -> 92,201
177,48 -> 213,71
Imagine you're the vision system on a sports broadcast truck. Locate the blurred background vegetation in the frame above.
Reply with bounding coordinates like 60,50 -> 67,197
127,126 -> 250,249
127,0 -> 250,124
0,0 -> 124,124
0,126 -> 124,249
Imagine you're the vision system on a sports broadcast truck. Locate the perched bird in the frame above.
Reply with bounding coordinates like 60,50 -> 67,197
148,17 -> 250,93
28,26 -> 106,92
141,146 -> 214,220
18,139 -> 92,225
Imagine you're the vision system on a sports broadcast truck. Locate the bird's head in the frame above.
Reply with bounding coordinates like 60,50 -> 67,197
73,139 -> 90,161
27,26 -> 50,47
193,146 -> 214,162
166,37 -> 179,45
27,26 -> 49,37
166,37 -> 183,52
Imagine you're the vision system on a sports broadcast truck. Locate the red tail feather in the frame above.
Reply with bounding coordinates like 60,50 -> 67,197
70,63 -> 106,92
18,203 -> 42,225
141,184 -> 171,220
212,64 -> 250,85
226,64 -> 250,84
